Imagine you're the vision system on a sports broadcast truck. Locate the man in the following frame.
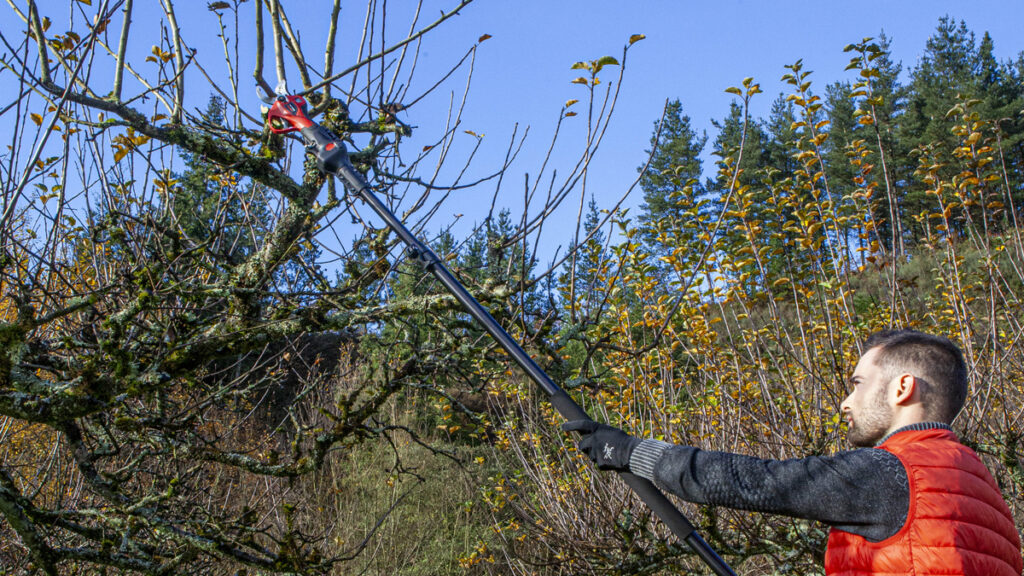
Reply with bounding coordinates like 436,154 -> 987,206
564,330 -> 1022,575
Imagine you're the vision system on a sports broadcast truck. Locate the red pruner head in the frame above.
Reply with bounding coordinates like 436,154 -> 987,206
265,94 -> 314,134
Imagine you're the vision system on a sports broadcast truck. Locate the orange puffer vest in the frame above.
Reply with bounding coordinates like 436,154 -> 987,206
825,427 -> 1022,575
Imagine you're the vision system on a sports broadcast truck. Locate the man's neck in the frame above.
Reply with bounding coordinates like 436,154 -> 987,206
876,422 -> 952,446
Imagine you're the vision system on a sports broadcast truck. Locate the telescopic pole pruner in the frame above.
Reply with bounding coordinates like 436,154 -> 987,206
263,92 -> 736,576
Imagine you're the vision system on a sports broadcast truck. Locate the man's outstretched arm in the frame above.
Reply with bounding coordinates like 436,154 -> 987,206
565,422 -> 908,543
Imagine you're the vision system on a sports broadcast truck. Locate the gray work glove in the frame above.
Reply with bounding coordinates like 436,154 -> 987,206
562,420 -> 640,471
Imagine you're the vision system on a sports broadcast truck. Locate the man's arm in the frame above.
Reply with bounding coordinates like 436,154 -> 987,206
630,441 -> 908,542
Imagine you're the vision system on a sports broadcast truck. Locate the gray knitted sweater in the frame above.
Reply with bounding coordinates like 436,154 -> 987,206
628,423 -> 952,542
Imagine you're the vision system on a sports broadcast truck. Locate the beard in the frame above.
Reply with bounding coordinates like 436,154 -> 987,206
847,384 -> 893,447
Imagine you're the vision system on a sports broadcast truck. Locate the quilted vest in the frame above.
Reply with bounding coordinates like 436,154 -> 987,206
825,427 -> 1022,575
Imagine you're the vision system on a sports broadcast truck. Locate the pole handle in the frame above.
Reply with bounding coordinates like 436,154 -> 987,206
267,107 -> 736,576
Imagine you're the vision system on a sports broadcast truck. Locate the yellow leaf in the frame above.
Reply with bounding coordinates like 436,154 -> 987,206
564,111 -> 577,117
565,99 -> 578,108
628,34 -> 646,45
30,113 -> 43,126
77,0 -> 91,5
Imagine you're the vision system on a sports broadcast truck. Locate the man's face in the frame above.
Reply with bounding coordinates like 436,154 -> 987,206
840,347 -> 894,447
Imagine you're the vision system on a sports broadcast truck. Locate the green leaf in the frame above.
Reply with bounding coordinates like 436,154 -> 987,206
570,61 -> 589,71
725,87 -> 742,96
629,34 -> 646,45
595,55 -> 619,68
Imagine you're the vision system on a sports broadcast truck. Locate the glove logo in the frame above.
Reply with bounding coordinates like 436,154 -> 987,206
602,443 -> 615,461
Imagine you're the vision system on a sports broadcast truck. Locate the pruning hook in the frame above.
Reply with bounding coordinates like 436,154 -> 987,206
258,80 -> 313,134
258,81 -> 353,176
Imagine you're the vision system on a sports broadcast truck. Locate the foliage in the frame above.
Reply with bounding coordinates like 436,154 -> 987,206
487,23 -> 1024,575
3,5 -> 1024,576
0,1 -> 516,573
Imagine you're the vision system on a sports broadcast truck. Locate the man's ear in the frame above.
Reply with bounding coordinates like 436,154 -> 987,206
893,373 -> 917,405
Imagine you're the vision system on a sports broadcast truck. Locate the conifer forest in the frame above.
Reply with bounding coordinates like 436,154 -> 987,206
1,1 -> 1022,574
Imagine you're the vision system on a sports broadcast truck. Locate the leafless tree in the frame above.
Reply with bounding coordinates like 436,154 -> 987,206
0,0 -> 560,573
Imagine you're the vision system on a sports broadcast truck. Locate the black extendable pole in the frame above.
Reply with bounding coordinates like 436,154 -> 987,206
321,139 -> 735,576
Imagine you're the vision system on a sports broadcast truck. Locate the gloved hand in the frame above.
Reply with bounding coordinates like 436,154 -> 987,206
562,420 -> 640,471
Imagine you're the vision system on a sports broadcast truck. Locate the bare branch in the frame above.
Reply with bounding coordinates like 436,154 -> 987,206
304,0 -> 474,96
112,0 -> 133,100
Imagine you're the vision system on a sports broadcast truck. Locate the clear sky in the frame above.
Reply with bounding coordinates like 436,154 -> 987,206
5,1 -> 1023,259
404,0 -> 1024,244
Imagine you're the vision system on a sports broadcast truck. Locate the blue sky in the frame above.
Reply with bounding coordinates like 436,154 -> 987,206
406,0 -> 1024,243
5,1 -> 1022,261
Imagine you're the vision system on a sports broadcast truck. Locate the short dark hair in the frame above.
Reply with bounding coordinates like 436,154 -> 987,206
863,330 -> 968,423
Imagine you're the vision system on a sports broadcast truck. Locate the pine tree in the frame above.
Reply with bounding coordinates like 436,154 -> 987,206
764,94 -> 800,179
709,100 -> 768,193
824,80 -> 859,195
560,196 -> 610,325
861,34 -> 911,252
975,33 -> 1024,199
636,99 -> 707,256
902,18 -> 978,151
171,96 -> 269,266
899,19 -> 1024,238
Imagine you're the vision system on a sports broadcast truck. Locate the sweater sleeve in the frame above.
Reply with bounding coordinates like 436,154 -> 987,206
629,440 -> 909,542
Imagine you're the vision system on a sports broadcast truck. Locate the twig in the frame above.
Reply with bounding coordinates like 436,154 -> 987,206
304,0 -> 475,96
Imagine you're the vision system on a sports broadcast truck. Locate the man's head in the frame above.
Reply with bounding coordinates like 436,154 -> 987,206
840,330 -> 968,447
